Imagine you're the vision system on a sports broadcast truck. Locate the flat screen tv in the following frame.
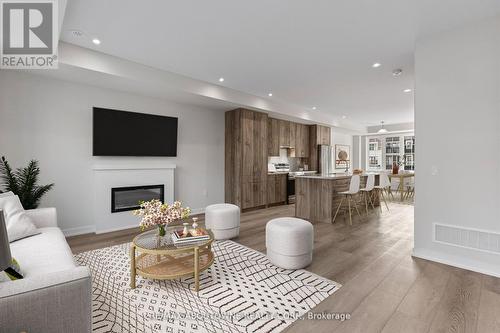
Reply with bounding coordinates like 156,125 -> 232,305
93,107 -> 178,156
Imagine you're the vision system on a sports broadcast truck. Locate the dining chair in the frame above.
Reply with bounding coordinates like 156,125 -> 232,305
332,174 -> 361,225
374,173 -> 391,210
359,174 -> 375,214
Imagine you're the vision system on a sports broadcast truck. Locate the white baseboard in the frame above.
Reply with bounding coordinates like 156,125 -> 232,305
63,207 -> 207,237
96,223 -> 141,234
191,207 -> 205,215
412,247 -> 500,278
62,225 -> 96,237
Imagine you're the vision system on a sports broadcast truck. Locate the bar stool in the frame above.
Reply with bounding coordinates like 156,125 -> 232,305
374,173 -> 390,210
404,176 -> 415,200
332,174 -> 361,225
360,174 -> 375,214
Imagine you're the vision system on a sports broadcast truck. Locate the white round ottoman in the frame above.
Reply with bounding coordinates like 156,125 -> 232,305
205,203 -> 240,240
266,217 -> 313,269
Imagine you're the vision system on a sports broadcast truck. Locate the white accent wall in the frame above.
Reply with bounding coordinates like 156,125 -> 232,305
0,71 -> 225,236
414,15 -> 500,276
331,127 -> 355,172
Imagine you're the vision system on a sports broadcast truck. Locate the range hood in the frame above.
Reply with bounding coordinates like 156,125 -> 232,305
279,147 -> 296,157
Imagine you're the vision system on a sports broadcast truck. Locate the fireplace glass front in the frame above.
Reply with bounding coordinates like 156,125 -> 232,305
111,185 -> 164,213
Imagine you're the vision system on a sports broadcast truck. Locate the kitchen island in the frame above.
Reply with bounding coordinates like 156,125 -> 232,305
295,173 -> 380,223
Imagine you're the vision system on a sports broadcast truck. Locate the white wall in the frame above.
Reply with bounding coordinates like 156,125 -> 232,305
414,15 -> 500,276
331,127 -> 354,171
0,71 -> 225,235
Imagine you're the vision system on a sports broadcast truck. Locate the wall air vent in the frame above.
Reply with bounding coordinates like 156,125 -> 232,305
434,223 -> 500,254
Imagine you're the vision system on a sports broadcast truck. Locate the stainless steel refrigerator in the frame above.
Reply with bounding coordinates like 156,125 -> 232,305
318,145 -> 335,175
318,144 -> 350,175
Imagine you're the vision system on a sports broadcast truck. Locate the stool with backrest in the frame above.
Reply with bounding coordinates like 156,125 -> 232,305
359,174 -> 376,214
374,173 -> 391,211
332,174 -> 361,225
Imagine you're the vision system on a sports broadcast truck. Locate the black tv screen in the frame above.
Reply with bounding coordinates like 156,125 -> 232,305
93,107 -> 178,156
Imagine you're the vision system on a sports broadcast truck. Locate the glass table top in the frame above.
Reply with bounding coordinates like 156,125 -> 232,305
133,226 -> 213,251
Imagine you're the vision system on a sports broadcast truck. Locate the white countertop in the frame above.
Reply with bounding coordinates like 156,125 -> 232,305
295,172 -> 380,180
267,171 -> 318,175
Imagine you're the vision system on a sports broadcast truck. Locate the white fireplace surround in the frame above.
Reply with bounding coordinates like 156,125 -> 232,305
93,164 -> 175,234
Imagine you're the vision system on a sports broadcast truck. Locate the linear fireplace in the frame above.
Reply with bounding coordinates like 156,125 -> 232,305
111,185 -> 164,213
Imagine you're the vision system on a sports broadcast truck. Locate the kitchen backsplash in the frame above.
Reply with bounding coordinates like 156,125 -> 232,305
268,148 -> 309,171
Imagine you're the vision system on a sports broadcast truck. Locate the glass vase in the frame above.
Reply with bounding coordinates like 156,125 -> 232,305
157,225 -> 166,237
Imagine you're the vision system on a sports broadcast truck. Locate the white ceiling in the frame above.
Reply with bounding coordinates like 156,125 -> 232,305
60,0 -> 500,128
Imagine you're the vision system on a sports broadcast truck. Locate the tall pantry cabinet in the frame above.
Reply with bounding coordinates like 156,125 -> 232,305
225,109 -> 268,209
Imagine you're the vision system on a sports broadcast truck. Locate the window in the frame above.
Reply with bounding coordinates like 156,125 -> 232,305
367,138 -> 382,170
404,136 -> 415,170
365,133 -> 415,171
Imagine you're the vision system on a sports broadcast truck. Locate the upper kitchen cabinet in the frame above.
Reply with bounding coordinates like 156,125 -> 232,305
268,118 -> 310,157
295,124 -> 309,158
310,125 -> 331,146
278,119 -> 291,147
268,118 -> 280,156
225,109 -> 268,209
289,122 -> 297,149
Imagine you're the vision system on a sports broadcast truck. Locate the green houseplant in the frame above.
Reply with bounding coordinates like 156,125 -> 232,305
0,156 -> 54,209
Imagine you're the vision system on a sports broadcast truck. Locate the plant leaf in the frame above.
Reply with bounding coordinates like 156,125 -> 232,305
28,184 -> 54,210
0,156 -> 19,194
0,157 -> 54,209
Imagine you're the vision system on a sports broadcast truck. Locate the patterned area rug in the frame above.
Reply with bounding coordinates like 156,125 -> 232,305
75,240 -> 341,333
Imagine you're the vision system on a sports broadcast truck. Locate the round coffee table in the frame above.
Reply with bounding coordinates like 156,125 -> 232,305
130,227 -> 214,292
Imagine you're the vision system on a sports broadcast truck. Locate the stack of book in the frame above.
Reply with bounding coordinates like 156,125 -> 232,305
171,228 -> 210,245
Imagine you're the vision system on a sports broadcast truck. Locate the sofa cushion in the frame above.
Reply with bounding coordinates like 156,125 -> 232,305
9,227 -> 76,277
0,195 -> 39,242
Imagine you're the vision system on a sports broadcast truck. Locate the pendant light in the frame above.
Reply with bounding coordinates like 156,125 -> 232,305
378,121 -> 388,134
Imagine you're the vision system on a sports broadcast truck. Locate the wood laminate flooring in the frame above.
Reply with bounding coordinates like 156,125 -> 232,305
67,203 -> 500,333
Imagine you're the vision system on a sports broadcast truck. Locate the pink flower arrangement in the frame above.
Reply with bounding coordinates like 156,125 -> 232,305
133,199 -> 191,230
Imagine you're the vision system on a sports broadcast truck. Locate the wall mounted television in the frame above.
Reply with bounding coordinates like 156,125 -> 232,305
93,107 -> 178,156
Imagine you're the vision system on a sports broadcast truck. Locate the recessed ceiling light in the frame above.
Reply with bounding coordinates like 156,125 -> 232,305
92,38 -> 101,45
372,63 -> 381,68
312,106 -> 317,110
403,88 -> 412,93
218,77 -> 224,82
342,115 -> 347,119
268,93 -> 273,97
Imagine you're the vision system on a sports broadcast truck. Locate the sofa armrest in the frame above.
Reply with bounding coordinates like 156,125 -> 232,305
0,266 -> 92,333
24,207 -> 58,228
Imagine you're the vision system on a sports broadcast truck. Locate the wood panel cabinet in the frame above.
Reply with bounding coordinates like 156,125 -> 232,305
267,174 -> 287,205
278,120 -> 290,147
295,124 -> 309,158
308,125 -> 332,171
320,125 -> 331,145
268,118 -> 310,156
310,125 -> 331,145
267,118 -> 280,156
242,181 -> 267,209
289,122 -> 296,149
225,109 -> 268,209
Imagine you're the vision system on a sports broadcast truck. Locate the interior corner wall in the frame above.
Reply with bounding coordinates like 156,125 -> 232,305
352,136 -> 360,169
414,15 -> 500,276
0,71 -> 225,235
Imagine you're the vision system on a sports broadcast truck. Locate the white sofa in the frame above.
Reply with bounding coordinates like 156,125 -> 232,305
0,208 -> 92,333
